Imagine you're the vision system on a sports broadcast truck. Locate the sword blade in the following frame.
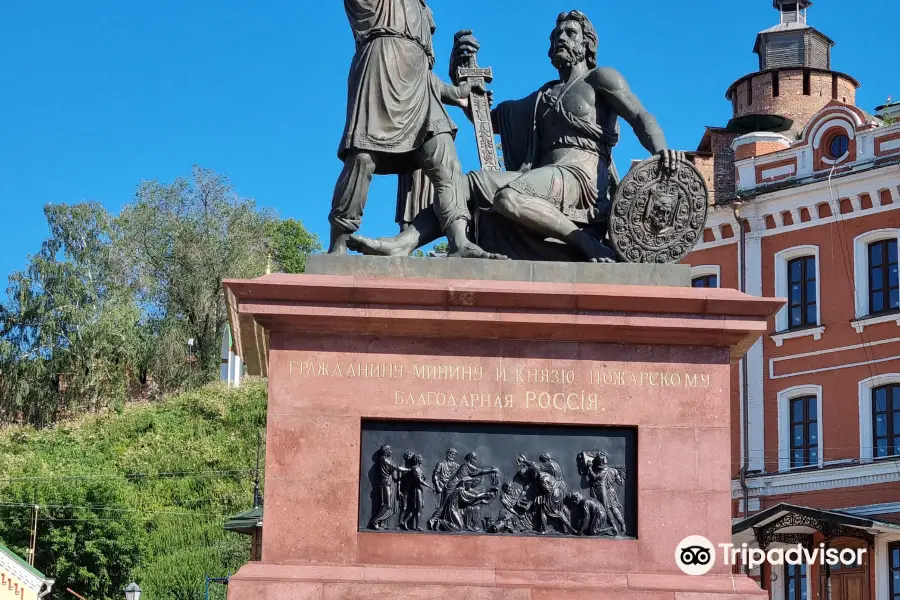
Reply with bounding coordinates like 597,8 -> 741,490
466,81 -> 501,172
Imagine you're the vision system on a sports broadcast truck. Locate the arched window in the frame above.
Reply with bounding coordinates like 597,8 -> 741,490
873,383 -> 900,459
774,246 -> 821,334
778,385 -> 823,471
690,265 -> 720,289
868,239 -> 899,315
787,255 -> 817,329
858,375 -> 900,461
853,230 -> 900,327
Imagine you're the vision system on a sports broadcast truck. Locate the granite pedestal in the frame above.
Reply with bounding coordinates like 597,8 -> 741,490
223,258 -> 781,600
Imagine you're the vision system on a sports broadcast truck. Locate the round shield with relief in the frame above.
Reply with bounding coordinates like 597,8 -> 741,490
608,156 -> 709,264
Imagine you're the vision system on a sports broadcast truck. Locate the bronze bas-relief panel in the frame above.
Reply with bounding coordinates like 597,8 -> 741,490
359,420 -> 636,539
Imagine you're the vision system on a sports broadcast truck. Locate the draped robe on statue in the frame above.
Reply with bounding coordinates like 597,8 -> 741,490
341,0 -> 455,227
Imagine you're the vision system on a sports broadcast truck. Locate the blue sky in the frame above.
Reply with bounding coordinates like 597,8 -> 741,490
0,1 -> 894,281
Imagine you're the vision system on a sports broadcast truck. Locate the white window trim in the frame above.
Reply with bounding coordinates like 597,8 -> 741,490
777,384 -> 824,472
859,373 -> 900,462
690,265 -> 721,287
851,313 -> 900,333
774,245 -> 822,335
853,228 -> 900,321
771,326 -> 825,347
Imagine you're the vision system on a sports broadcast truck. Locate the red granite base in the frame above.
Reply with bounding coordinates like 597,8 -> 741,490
223,274 -> 781,600
228,562 -> 765,599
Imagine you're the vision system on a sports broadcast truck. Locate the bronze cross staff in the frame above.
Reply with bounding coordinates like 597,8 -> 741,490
455,32 -> 501,172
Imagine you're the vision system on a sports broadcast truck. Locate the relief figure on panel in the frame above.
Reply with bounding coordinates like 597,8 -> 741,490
432,447 -> 459,507
368,444 -> 411,530
428,452 -> 500,532
399,453 -> 434,531
580,450 -> 627,536
566,491 -> 614,536
516,453 -> 574,534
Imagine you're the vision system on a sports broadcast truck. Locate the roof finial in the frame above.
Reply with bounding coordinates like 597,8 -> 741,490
773,0 -> 812,25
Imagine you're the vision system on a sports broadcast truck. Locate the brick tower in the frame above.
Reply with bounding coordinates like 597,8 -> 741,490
691,1 -> 864,204
725,0 -> 860,138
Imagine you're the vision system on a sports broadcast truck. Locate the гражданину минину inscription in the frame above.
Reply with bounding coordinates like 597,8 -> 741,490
291,359 -> 712,414
359,421 -> 636,539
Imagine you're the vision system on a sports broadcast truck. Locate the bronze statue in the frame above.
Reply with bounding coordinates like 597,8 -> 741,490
566,491 -> 612,536
584,451 -> 627,536
396,451 -> 416,529
331,0 -> 504,259
427,476 -> 498,531
484,482 -> 532,533
368,445 -> 411,530
399,453 -> 433,531
347,10 -> 703,263
516,453 -> 573,534
432,447 -> 459,507
362,441 -> 630,538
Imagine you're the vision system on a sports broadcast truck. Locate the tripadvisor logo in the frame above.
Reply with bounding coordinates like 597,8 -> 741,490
676,535 -> 867,575
676,535 -> 716,575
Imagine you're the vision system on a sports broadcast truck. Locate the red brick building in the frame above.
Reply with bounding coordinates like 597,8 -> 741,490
683,2 -> 900,598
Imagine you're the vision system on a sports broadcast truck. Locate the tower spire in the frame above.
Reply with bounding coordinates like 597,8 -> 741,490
772,0 -> 812,25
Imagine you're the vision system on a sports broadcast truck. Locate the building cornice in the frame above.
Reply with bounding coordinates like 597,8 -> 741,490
731,459 -> 900,500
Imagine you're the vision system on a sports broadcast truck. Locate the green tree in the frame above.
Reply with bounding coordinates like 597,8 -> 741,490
0,380 -> 267,599
267,218 -> 322,274
117,167 -> 272,383
0,477 -> 144,600
0,203 -> 142,426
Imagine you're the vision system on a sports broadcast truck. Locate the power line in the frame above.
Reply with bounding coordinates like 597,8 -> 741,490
826,160 -> 881,385
0,502 -> 234,518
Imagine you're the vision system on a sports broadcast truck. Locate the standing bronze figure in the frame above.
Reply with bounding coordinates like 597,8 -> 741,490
432,447 -> 459,507
331,0 -> 504,259
368,445 -> 411,530
585,451 -> 627,536
399,453 -> 433,531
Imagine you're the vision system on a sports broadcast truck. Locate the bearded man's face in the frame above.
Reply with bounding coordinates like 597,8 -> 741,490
550,20 -> 587,69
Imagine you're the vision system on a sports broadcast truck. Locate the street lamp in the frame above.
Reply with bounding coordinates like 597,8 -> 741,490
124,582 -> 142,600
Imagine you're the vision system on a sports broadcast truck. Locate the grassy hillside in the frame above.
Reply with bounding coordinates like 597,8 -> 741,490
0,379 -> 267,600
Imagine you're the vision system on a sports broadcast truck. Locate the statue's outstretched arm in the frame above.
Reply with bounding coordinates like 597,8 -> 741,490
587,67 -> 668,155
430,71 -> 490,114
431,72 -> 463,105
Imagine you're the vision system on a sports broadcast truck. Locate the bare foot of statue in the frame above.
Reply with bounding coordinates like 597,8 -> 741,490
569,230 -> 616,264
445,219 -> 508,260
347,234 -> 415,256
448,239 -> 509,260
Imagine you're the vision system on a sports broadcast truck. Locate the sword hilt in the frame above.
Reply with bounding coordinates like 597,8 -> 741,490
456,65 -> 494,85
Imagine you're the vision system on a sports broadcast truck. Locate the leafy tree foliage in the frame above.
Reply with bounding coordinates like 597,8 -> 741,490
268,218 -> 323,274
0,167 -> 316,595
117,167 -> 273,380
0,203 -> 141,425
0,166 -> 319,425
0,380 -> 267,599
